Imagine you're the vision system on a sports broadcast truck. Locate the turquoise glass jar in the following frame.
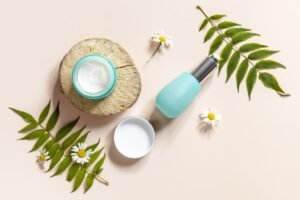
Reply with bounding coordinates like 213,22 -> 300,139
72,54 -> 117,100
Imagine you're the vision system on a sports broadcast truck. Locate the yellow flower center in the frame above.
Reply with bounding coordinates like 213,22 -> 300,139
40,154 -> 45,161
207,112 -> 216,120
77,149 -> 86,158
159,36 -> 167,43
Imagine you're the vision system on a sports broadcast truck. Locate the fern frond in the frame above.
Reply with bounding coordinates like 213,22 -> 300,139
10,100 -> 109,193
196,5 -> 289,99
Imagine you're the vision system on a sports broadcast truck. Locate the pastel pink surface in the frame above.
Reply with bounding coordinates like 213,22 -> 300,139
1,0 -> 300,199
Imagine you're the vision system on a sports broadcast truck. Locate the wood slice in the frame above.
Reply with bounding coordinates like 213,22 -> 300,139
59,38 -> 141,116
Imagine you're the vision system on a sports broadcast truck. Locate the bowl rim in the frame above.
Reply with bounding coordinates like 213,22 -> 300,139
114,116 -> 156,159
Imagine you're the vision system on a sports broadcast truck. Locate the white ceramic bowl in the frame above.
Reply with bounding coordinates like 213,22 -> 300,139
114,116 -> 155,159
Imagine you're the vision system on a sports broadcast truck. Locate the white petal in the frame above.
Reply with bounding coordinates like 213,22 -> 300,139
152,38 -> 160,43
71,146 -> 79,152
71,153 -> 78,156
72,155 -> 79,161
163,42 -> 169,47
152,32 -> 160,37
200,113 -> 207,118
203,118 -> 210,123
86,149 -> 92,155
82,143 -> 87,149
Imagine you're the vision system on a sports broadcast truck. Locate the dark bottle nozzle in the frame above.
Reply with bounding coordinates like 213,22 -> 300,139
192,55 -> 218,82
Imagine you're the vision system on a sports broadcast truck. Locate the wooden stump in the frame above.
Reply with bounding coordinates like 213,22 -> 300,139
59,38 -> 141,116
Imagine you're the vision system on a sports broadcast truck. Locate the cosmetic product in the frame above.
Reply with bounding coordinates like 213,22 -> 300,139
72,54 -> 117,100
156,55 -> 218,118
114,116 -> 155,159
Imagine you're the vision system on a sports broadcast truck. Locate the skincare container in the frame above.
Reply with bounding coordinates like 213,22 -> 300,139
155,55 -> 218,118
72,54 -> 117,100
114,116 -> 155,159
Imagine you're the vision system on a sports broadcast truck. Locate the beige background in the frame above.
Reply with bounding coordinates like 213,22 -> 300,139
1,0 -> 300,199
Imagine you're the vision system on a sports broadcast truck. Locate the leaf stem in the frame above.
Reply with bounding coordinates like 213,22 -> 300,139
145,43 -> 161,64
196,5 -> 259,72
38,123 -> 56,140
86,169 -> 109,186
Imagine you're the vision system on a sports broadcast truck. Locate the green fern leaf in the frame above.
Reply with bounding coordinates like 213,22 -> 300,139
67,163 -> 80,182
96,168 -> 103,175
209,34 -> 224,54
258,72 -> 290,96
46,103 -> 60,131
72,168 -> 86,192
9,108 -> 36,124
29,134 -> 50,152
19,129 -> 45,140
239,43 -> 267,53
248,50 -> 279,60
86,139 -> 101,151
246,68 -> 258,99
52,157 -> 72,177
61,126 -> 85,149
236,59 -> 249,91
199,15 -> 226,31
74,132 -> 89,145
44,140 -> 55,151
38,100 -> 51,124
231,32 -> 259,45
255,60 -> 285,70
93,154 -> 106,174
199,19 -> 208,31
210,14 -> 226,20
224,28 -> 250,37
48,143 -> 59,157
218,21 -> 240,29
19,123 -> 38,133
84,174 -> 95,193
86,148 -> 104,168
226,51 -> 241,82
47,150 -> 64,172
218,43 -> 233,74
204,27 -> 216,42
55,117 -> 79,142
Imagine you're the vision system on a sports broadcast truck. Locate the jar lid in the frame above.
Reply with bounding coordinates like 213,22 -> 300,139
72,54 -> 117,100
114,116 -> 155,159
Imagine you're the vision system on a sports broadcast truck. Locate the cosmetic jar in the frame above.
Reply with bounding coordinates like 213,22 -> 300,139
114,116 -> 155,159
72,54 -> 117,100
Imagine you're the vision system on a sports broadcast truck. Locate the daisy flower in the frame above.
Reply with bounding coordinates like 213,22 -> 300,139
199,108 -> 222,127
71,143 -> 92,164
146,31 -> 173,63
36,149 -> 50,169
152,31 -> 173,47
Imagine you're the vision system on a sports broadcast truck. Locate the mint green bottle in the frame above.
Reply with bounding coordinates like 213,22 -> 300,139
156,55 -> 218,118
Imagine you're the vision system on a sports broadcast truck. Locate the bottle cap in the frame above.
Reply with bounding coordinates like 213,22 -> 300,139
191,55 -> 218,82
